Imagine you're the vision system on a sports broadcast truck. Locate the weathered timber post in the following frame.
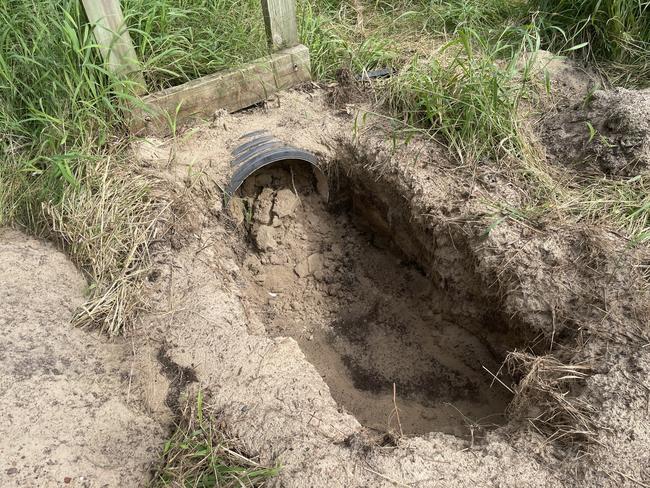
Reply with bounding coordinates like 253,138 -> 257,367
81,0 -> 146,93
261,0 -> 299,50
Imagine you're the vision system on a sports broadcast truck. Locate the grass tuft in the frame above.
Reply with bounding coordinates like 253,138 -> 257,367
152,391 -> 280,487
506,351 -> 598,445
42,157 -> 166,334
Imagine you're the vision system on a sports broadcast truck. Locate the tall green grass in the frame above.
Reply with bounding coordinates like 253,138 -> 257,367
386,27 -> 541,164
383,0 -> 525,36
298,0 -> 399,79
123,0 -> 268,90
530,0 -> 650,87
0,0 -> 132,220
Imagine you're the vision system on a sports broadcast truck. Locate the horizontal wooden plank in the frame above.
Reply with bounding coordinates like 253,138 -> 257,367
130,45 -> 311,135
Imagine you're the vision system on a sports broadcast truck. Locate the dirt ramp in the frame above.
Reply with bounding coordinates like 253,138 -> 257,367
0,228 -> 164,487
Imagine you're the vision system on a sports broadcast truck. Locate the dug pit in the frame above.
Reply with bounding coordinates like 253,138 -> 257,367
231,160 -> 525,437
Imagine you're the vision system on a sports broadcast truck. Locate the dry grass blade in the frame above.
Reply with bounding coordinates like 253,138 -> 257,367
506,351 -> 599,445
43,157 -> 167,335
151,391 -> 280,487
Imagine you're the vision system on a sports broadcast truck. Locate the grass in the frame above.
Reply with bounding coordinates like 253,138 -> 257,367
0,0 -> 164,334
506,351 -> 598,444
123,0 -> 268,90
152,392 -> 280,487
567,175 -> 650,245
530,0 -> 650,87
385,26 -> 542,164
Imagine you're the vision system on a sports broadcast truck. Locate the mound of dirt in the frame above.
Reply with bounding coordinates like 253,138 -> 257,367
0,228 -> 165,487
541,87 -> 650,175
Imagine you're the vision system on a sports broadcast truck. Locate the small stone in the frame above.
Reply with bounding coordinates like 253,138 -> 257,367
255,225 -> 276,251
273,189 -> 299,218
271,216 -> 282,227
294,259 -> 310,278
253,188 -> 274,224
307,253 -> 325,275
6,468 -> 17,476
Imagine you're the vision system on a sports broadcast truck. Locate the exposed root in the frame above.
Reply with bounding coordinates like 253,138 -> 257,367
506,351 -> 599,446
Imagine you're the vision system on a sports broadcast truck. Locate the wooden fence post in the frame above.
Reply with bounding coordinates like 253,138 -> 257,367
81,0 -> 146,93
261,0 -> 299,50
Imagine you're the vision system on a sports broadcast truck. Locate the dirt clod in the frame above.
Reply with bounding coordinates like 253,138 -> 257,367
274,188 -> 300,218
254,225 -> 277,251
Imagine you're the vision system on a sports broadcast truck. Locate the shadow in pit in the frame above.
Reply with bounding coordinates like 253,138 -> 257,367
232,160 -> 526,438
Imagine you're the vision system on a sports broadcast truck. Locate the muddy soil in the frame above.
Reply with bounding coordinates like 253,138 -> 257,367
0,228 -> 165,487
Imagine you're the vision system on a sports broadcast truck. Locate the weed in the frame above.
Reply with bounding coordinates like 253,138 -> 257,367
152,391 -> 280,487
530,0 -> 650,87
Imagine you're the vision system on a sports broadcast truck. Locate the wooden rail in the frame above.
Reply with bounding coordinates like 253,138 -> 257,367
130,45 -> 310,134
81,0 -> 309,134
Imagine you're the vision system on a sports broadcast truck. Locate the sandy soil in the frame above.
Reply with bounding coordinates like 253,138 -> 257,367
0,228 -> 165,487
129,79 -> 649,487
237,164 -> 517,437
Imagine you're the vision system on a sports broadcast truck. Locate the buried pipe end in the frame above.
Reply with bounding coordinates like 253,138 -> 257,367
224,131 -> 329,204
